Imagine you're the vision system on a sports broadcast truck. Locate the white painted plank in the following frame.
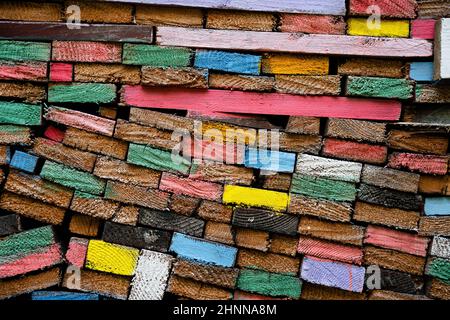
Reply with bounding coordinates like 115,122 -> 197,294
434,18 -> 450,80
431,236 -> 450,259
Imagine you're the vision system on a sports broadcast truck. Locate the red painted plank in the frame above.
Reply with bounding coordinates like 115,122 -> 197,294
388,152 -> 448,175
43,125 -> 65,143
365,225 -> 429,257
322,138 -> 388,164
159,172 -> 223,201
297,237 -> 363,265
121,86 -> 402,121
280,14 -> 346,34
52,41 -> 122,62
0,62 -> 47,81
350,0 -> 417,18
411,19 -> 436,39
49,63 -> 73,82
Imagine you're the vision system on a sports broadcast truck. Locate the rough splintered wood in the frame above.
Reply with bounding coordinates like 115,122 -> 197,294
363,246 -> 426,275
350,0 -> 418,18
113,205 -> 139,226
234,228 -> 269,252
275,75 -> 341,96
45,107 -> 115,136
64,1 -> 133,23
48,83 -> 116,104
207,10 -> 275,31
170,232 -> 237,268
288,194 -> 352,222
75,63 -> 140,84
412,19 -> 436,39
388,129 -> 449,155
298,237 -> 363,265
237,269 -> 301,298
237,249 -> 300,275
425,197 -> 450,216
427,278 -> 450,300
434,18 -> 450,79
291,174 -> 357,202
338,58 -> 405,78
244,148 -> 295,173
361,165 -> 420,193
298,216 -> 365,246
204,221 -> 234,245
419,216 -> 450,236
0,146 -> 10,166
0,101 -> 41,126
325,118 -> 386,143
0,81 -> 46,103
197,200 -> 232,223
5,170 -> 73,208
167,275 -> 232,300
301,256 -> 365,292
262,54 -> 329,75
347,76 -> 414,99
280,14 -> 346,34
419,175 -> 449,195
31,291 -> 99,301
365,225 -> 429,257
0,192 -> 66,225
121,86 -> 402,120
208,73 -> 275,92
139,207 -> 205,237
69,214 -> 100,237
189,161 -> 254,185
123,44 -> 193,67
388,152 -> 448,175
141,67 -> 208,88
10,151 -> 38,173
0,40 -> 50,62
0,125 -> 31,145
301,283 -> 366,300
70,191 -> 119,220
358,184 -> 421,211
52,41 -> 121,62
195,50 -> 261,75
136,5 -> 203,27
348,18 -> 410,37
416,83 -> 450,103
322,138 -> 388,165
262,173 -> 292,192
223,185 -> 289,212
431,236 -> 450,259
0,61 -> 47,81
232,207 -> 298,236
169,194 -> 200,216
156,27 -> 432,58
33,137 -> 97,172
285,116 -> 320,135
66,237 -> 88,268
0,214 -> 20,237
129,250 -> 174,300
417,0 -> 450,18
0,1 -> 62,21
269,234 -> 298,256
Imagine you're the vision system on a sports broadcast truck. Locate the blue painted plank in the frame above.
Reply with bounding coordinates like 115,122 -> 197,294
194,50 -> 261,75
32,291 -> 99,300
169,232 -> 237,267
10,151 -> 38,173
410,62 -> 434,81
424,197 -> 450,216
245,148 -> 296,173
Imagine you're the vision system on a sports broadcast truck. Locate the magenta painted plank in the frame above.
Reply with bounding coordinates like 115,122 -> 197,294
297,237 -> 363,265
50,63 -> 73,82
52,41 -> 122,62
65,238 -> 88,268
411,19 -> 436,40
0,61 -> 47,81
121,86 -> 402,121
43,125 -> 65,143
364,225 -> 429,257
159,172 -> 223,201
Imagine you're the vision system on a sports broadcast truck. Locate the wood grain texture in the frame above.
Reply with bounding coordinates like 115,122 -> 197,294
75,63 -> 140,84
130,108 -> 194,132
419,216 -> 450,236
156,27 -> 432,58
235,228 -> 270,252
0,40 -> 50,62
358,183 -> 421,211
275,75 -> 341,96
298,237 -> 363,265
369,290 -> 429,300
237,249 -> 300,274
232,208 -> 298,236
372,268 -> 417,294
435,18 -> 450,79
288,194 -> 352,222
69,214 -> 100,237
416,83 -> 450,103
291,174 -> 357,202
262,54 -> 329,75
388,152 -> 448,175
0,81 -> 45,104
285,116 -> 320,135
361,164 -> 420,193
112,205 -> 140,226
419,175 -> 449,195
427,278 -> 450,300
322,138 -> 388,165
325,118 -> 386,143
207,10 -> 275,31
417,0 -> 450,18
347,18 -> 410,37
388,129 -> 449,155
159,172 -> 223,201
350,0 -> 418,18
169,194 -> 200,216
204,221 -> 234,245
52,41 -> 121,62
269,234 -> 298,257
0,2 -> 62,21
280,14 -> 346,34
412,19 -> 436,39
142,67 -> 208,88
66,237 -> 88,268
123,44 -> 193,67
0,214 -> 20,237
0,61 -> 47,81
338,58 -> 405,78
0,146 -> 9,166
136,5 -> 203,27
208,73 -> 275,92
271,132 -> 322,154
431,236 -> 450,259
347,76 -> 414,100
64,1 -> 133,23
300,283 -> 366,300
70,191 -> 119,220
363,246 -> 426,275
197,200 -> 232,223
261,173 -> 292,192
189,161 -> 254,185
167,275 -> 232,300
402,105 -> 450,125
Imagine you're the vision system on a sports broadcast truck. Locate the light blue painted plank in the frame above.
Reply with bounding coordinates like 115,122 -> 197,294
410,62 -> 434,81
245,148 -> 296,173
10,151 -> 38,173
169,232 -> 237,267
194,50 -> 261,75
32,291 -> 99,301
424,197 -> 450,216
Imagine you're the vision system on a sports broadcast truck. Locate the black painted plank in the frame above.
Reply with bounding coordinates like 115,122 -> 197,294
358,184 -> 422,211
0,214 -> 21,237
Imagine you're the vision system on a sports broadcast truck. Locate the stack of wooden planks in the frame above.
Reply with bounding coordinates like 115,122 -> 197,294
0,0 -> 449,301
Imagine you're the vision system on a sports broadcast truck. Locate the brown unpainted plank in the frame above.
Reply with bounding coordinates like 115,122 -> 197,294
387,129 -> 449,155
197,200 -> 233,223
69,213 -> 100,237
275,75 -> 342,96
0,2 -> 62,21
285,116 -> 321,135
363,246 -> 426,275
338,58 -> 406,78
0,126 -> 32,145
141,67 -> 208,88
235,228 -> 270,252
417,0 -> 450,18
325,118 -> 386,143
419,216 -> 450,236
207,10 -> 275,31
237,249 -> 300,274
204,221 -> 234,245
269,234 -> 298,256
427,278 -> 450,300
112,205 -> 139,226
368,290 -> 430,300
274,132 -> 322,154
0,81 -> 45,103
70,193 -> 119,220
169,194 -> 200,216
288,194 -> 352,222
98,106 -> 118,120
208,73 -> 275,92
129,107 -> 194,132
75,63 -> 140,84
361,164 -> 420,193
64,1 -> 133,23
189,162 -> 254,185
419,175 -> 449,195
357,184 -> 422,211
301,283 -> 366,300
136,5 -> 203,27
167,275 -> 232,300
261,173 -> 292,192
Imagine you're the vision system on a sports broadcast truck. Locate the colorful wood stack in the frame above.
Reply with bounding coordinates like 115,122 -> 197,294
0,0 -> 449,300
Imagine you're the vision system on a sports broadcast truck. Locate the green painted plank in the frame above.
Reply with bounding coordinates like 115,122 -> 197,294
48,83 -> 116,104
123,44 -> 193,67
237,269 -> 302,299
127,143 -> 191,174
0,101 -> 41,125
0,40 -> 51,62
40,161 -> 106,195
347,76 -> 414,100
426,257 -> 450,284
291,174 -> 357,201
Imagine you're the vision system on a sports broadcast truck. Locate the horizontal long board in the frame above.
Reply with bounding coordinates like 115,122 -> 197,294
156,27 -> 432,58
121,86 -> 401,120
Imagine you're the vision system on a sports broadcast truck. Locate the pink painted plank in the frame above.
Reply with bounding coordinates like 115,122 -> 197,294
182,138 -> 245,165
350,0 -> 417,18
159,172 -> 223,201
0,61 -> 47,81
49,62 -> 73,82
388,152 -> 448,175
44,125 -> 65,143
156,27 -> 432,58
121,86 -> 402,121
65,237 -> 89,268
44,107 -> 116,137
365,225 -> 429,257
297,237 -> 363,265
322,138 -> 388,164
280,14 -> 346,34
411,19 -> 436,39
52,41 -> 122,62
0,244 -> 63,279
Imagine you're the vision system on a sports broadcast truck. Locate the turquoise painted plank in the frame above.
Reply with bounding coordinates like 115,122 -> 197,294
424,197 -> 450,216
245,148 -> 296,173
169,232 -> 237,267
0,101 -> 41,126
123,44 -> 193,66
48,83 -> 116,104
10,151 -> 39,173
194,50 -> 261,75
410,62 -> 434,81
32,291 -> 99,301
0,41 -> 51,61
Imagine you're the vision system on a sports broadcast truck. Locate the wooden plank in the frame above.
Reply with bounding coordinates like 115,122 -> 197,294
388,152 -> 448,175
66,237 -> 88,268
195,50 -> 261,75
129,250 -> 174,300
347,18 -> 410,37
207,10 -> 275,31
275,75 -> 341,95
112,205 -> 140,226
267,234 -> 297,257
31,291 -> 99,301
167,275 -> 232,300
69,214 -> 100,237
431,236 -> 450,259
419,216 -> 450,236
298,237 -> 363,265
52,41 -> 121,62
350,0 -> 418,18
237,269 -> 301,299
434,18 -> 450,79
0,2 -> 62,21
357,183 -> 421,211
325,118 -> 386,143
49,62 -> 72,82
269,133 -> 322,154
285,116 -> 320,135
291,174 -> 357,202
75,63 -> 140,84
417,0 -> 450,18
223,185 -> 290,212
48,83 -> 116,104
64,1 -> 133,23
10,151 -> 38,173
424,197 -> 450,215
0,101 -> 41,126
347,76 -> 414,99
121,86 -> 402,120
0,81 -> 45,103
244,148 -> 295,173
0,214 -> 20,237
0,125 -> 31,145
44,107 -> 115,136
235,228 -> 270,252
141,67 -> 208,88
237,249 -> 300,274
409,61 -> 434,81
288,194 -> 352,222
204,221 -> 234,245
129,107 -> 194,132
197,200 -> 232,223
169,194 -> 200,216
136,5 -> 203,27
0,40 -> 50,61
301,283 -> 366,300
369,290 -> 429,300
373,268 -> 417,294
123,44 -> 193,66
322,138 -> 388,165
338,58 -> 405,78
412,19 -> 436,39
139,207 -> 205,237
208,73 -> 275,92
280,14 -> 346,34
262,54 -> 329,75
261,173 -> 292,192
0,146 -> 9,166
416,83 -> 450,103
98,106 -> 118,120
363,246 -> 426,275
298,216 -> 365,246
0,226 -> 54,259
70,191 -> 119,220
189,161 -> 254,185
0,61 -> 47,81
426,257 -> 450,283
156,27 -> 433,57
419,175 -> 449,195
301,256 -> 365,292
387,129 -> 448,155
232,207 -> 298,236
402,105 -> 450,125
104,181 -> 170,210
170,232 -> 237,268
43,125 -> 64,143
361,164 -> 420,193
0,22 -> 153,43
427,278 -> 450,300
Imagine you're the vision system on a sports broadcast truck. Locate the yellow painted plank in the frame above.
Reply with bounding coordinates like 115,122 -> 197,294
85,240 -> 139,276
201,122 -> 257,145
347,18 -> 410,38
223,185 -> 289,211
261,54 -> 329,75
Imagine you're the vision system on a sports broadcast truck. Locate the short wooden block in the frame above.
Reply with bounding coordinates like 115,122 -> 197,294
0,81 -> 45,103
129,250 -> 174,300
280,14 -> 346,34
419,216 -> 450,236
288,194 -> 352,222
194,50 -> 261,75
425,197 -> 450,216
261,173 -> 292,192
32,291 -> 99,301
358,184 -> 421,211
208,73 -> 275,92
0,1 -> 62,21
347,76 -> 414,99
64,1 -> 133,23
167,275 -> 232,300
139,207 -> 205,238
44,125 -> 64,143
136,5 -> 203,27
49,62 -> 72,82
431,236 -> 450,259
269,234 -> 298,257
301,256 -> 365,293
141,66 -> 208,88
412,19 -> 436,39
52,41 -> 121,62
0,40 -> 50,62
169,194 -> 200,216
223,185 -> 289,212
70,191 -> 119,220
189,161 -> 254,185
244,148 -> 295,173
0,61 -> 47,81
285,116 -> 321,135
417,0 -> 450,18
112,205 -> 140,226
0,101 -> 41,126
48,83 -> 116,104
419,175 -> 449,195
197,200 -> 232,223
0,214 -> 20,237
338,58 -> 405,78
361,164 -> 420,193
426,257 -> 450,283
416,83 -> 450,103
169,232 -> 237,268
0,125 -> 31,145
66,237 -> 89,268
388,129 -> 449,155
301,283 -> 366,300
237,249 -> 300,275
261,54 -> 328,75
237,269 -> 302,299
347,18 -> 410,37
409,62 -> 434,81
363,246 -> 426,275
204,221 -> 234,245
350,0 -> 418,18
69,214 -> 100,237
74,63 -> 140,84
388,152 -> 448,175
123,44 -> 193,67
325,118 -> 386,143
297,237 -> 363,265
235,228 -> 270,252
291,174 -> 357,202
159,172 -> 223,201
322,138 -> 388,165
427,278 -> 450,300
207,10 -> 274,31
10,151 -> 38,173
435,18 -> 450,80
275,75 -> 341,96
